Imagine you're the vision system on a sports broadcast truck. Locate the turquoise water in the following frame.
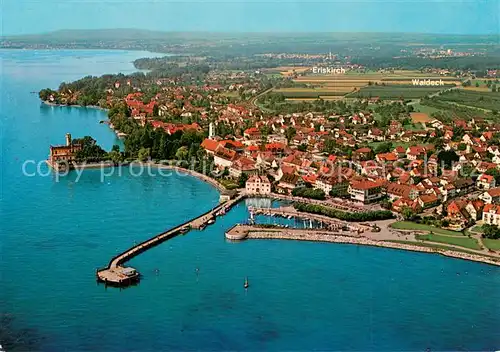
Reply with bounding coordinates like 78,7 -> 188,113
1,49 -> 500,351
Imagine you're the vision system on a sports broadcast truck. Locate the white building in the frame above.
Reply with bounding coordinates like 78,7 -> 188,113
348,181 -> 384,204
479,188 -> 500,204
482,204 -> 500,226
245,176 -> 271,195
477,174 -> 496,190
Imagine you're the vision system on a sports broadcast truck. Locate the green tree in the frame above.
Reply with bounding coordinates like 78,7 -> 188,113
374,141 -> 393,154
175,146 -> 189,160
401,206 -> 417,221
237,173 -> 249,188
297,144 -> 308,152
482,224 -> 500,239
485,168 -> 500,184
437,150 -> 459,170
285,127 -> 296,143
138,147 -> 151,162
107,150 -> 123,165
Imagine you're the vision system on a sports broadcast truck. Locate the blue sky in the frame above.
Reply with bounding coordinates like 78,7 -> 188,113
1,0 -> 499,35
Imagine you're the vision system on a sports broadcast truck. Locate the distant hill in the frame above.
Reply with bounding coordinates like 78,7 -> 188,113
2,29 -> 499,57
2,28 -> 499,44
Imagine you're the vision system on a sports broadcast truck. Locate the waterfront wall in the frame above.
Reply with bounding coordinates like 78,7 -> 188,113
244,229 -> 500,267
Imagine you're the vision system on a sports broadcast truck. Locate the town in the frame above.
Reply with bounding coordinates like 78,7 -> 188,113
41,49 -> 500,262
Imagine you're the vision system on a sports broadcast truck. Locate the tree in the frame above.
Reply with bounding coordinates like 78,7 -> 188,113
380,199 -> 392,210
138,147 -> 151,162
374,141 -> 393,154
297,144 -> 308,152
437,150 -> 459,170
175,146 -> 188,160
74,136 -> 106,162
401,206 -> 417,221
108,150 -> 123,165
292,187 -> 326,200
237,173 -> 249,188
485,168 -> 500,184
285,127 -> 296,143
482,224 -> 500,239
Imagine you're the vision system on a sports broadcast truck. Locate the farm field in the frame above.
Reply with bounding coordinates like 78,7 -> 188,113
464,86 -> 493,92
467,78 -> 500,92
273,88 -> 347,98
284,70 -> 460,101
410,112 -> 432,123
346,85 -> 450,99
435,90 -> 500,111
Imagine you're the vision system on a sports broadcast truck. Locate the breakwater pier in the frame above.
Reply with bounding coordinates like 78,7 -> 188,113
97,194 -> 244,286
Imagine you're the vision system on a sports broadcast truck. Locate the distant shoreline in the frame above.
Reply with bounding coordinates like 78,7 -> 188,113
42,101 -> 109,111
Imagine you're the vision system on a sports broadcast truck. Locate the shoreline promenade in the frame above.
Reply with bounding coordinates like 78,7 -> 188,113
225,225 -> 500,267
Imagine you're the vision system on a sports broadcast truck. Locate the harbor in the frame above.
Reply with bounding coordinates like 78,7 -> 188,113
97,194 -> 245,286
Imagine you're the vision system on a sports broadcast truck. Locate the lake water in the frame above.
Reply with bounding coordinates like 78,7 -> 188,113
1,49 -> 499,351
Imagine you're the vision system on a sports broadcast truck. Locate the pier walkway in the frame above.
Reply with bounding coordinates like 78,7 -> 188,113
97,194 -> 245,286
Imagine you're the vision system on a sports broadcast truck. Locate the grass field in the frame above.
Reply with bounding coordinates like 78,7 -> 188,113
469,225 -> 485,233
415,233 -> 482,250
412,103 -> 444,115
390,221 -> 463,236
368,141 -> 410,150
483,239 -> 500,251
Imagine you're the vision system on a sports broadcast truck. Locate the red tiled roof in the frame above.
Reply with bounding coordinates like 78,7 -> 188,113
214,145 -> 237,161
419,193 -> 438,204
350,180 -> 382,190
355,147 -> 372,153
201,139 -> 219,152
483,203 -> 500,214
487,187 -> 500,197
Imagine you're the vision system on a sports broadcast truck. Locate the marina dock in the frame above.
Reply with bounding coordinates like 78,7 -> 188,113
97,194 -> 245,286
248,206 -> 368,233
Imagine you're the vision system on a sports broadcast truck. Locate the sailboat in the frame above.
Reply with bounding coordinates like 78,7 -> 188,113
244,277 -> 249,289
248,211 -> 255,225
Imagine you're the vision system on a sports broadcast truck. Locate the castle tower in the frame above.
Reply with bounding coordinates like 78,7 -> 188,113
65,133 -> 72,146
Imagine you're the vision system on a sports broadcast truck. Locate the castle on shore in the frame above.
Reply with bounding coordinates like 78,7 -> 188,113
47,133 -> 82,170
